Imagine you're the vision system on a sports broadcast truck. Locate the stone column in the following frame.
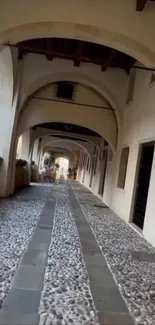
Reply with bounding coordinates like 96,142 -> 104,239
0,48 -> 24,197
31,139 -> 40,181
20,129 -> 33,184
77,151 -> 85,182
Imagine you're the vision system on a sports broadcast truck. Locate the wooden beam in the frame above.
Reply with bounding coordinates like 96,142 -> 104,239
45,39 -> 53,60
5,42 -> 73,59
136,0 -> 147,11
74,41 -> 84,67
4,42 -> 134,72
18,49 -> 24,60
101,49 -> 116,71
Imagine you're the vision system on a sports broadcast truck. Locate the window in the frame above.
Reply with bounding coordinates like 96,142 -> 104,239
127,70 -> 136,104
150,73 -> 155,84
117,147 -> 129,189
57,82 -> 74,100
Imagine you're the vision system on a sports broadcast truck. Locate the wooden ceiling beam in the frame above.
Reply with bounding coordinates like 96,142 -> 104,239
5,42 -> 133,72
136,0 -> 147,11
74,41 -> 85,67
101,49 -> 116,71
45,39 -> 53,60
5,43 -> 74,60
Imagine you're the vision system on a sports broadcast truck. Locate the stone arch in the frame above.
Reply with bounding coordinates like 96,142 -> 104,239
34,130 -> 100,150
54,154 -> 73,168
55,155 -> 70,161
1,21 -> 155,67
18,78 -> 118,153
0,47 -> 16,196
43,145 -> 77,161
23,72 -> 120,132
44,139 -> 91,160
18,99 -> 117,153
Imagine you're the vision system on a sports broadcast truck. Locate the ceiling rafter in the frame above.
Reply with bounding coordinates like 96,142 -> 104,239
4,38 -> 136,73
101,49 -> 116,71
136,0 -> 147,10
136,0 -> 155,11
45,39 -> 53,61
74,41 -> 85,67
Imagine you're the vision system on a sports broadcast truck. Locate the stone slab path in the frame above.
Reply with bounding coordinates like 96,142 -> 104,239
0,178 -> 154,324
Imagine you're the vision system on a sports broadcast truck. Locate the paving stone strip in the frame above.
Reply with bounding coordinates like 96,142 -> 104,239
1,178 -> 153,325
0,185 -> 57,325
67,182 -> 135,325
70,180 -> 155,325
39,182 -> 99,325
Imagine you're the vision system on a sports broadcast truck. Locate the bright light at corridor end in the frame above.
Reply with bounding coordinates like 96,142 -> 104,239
56,157 -> 69,179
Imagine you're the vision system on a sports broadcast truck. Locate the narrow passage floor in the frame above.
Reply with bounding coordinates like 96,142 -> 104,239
0,178 -> 155,325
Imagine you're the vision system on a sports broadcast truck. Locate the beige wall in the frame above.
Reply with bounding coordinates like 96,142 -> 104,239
111,71 -> 155,246
82,69 -> 155,247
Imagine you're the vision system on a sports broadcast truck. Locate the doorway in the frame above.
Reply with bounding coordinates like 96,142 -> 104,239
132,143 -> 154,229
98,148 -> 108,196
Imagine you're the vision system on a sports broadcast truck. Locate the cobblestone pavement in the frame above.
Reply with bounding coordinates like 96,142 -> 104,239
0,184 -> 51,310
0,180 -> 154,325
71,181 -> 155,325
39,182 -> 99,325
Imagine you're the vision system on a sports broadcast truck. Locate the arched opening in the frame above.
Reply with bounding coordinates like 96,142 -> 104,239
12,120 -> 110,195
1,6 -> 155,322
2,14 -> 155,67
18,81 -> 117,152
16,136 -> 22,158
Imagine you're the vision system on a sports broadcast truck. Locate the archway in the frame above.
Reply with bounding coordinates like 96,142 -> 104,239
17,82 -> 117,152
43,138 -> 91,161
1,16 -> 155,67
56,157 -> 69,178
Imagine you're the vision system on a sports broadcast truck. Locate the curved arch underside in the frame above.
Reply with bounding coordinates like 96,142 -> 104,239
22,74 -> 120,134
18,82 -> 117,152
1,19 -> 155,67
43,139 -> 91,159
43,145 -> 77,160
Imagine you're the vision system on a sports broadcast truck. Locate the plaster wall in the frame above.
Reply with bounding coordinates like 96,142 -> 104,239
82,69 -> 155,247
21,55 -> 127,114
